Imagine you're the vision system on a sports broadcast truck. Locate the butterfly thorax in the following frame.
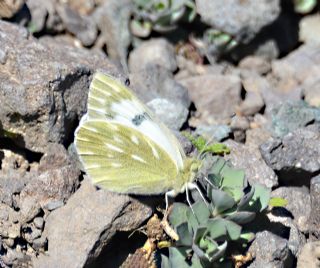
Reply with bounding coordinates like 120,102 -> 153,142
173,157 -> 202,194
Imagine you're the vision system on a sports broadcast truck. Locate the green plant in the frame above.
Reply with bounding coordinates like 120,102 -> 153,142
293,0 -> 317,14
131,0 -> 196,37
161,156 -> 270,267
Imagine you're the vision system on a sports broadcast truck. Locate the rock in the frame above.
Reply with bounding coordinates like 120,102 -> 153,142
272,44 -> 320,86
260,125 -> 320,186
240,75 -> 265,116
179,74 -> 241,125
269,101 -> 320,138
147,98 -> 188,130
303,78 -> 320,107
196,0 -> 280,43
309,175 -> 320,238
297,241 -> 320,268
248,231 -> 293,268
0,203 -> 20,240
0,20 -> 119,153
130,64 -> 190,109
22,223 -> 42,244
0,0 -> 25,19
18,144 -> 80,223
246,115 -> 271,148
0,149 -> 30,206
239,56 -> 271,75
224,140 -> 278,188
56,4 -> 97,46
32,178 -> 152,268
299,14 -> 320,45
26,0 -> 64,33
33,217 -> 44,230
195,125 -> 231,142
129,39 -> 177,73
93,0 -> 132,69
271,187 -> 311,232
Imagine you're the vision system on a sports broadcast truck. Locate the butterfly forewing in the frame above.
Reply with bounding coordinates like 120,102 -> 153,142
85,72 -> 185,170
75,120 -> 181,194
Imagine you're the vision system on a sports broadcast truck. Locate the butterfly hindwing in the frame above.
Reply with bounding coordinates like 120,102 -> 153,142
75,119 -> 182,195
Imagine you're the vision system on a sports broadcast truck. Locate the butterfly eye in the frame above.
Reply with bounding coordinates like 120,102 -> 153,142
125,78 -> 130,86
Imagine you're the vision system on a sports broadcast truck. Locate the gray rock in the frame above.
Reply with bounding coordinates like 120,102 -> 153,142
147,98 -> 188,130
248,231 -> 293,268
178,74 -> 241,124
32,178 -> 152,268
196,0 -> 280,43
309,175 -> 320,238
93,0 -> 132,70
18,144 -> 80,224
0,20 -> 119,153
239,56 -> 271,75
297,241 -> 320,268
260,126 -> 320,186
56,4 -> 97,46
271,187 -> 311,232
272,44 -> 320,86
195,125 -> 231,142
239,91 -> 265,116
129,38 -> 177,73
26,0 -> 64,33
246,127 -> 272,149
33,217 -> 44,230
0,204 -> 20,240
0,150 -> 30,206
224,140 -> 278,188
22,223 -> 42,244
269,101 -> 320,138
299,14 -> 320,45
0,0 -> 24,19
303,78 -> 320,107
130,64 -> 190,108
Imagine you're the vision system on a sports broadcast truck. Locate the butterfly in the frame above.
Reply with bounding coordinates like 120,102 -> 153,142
74,71 -> 204,208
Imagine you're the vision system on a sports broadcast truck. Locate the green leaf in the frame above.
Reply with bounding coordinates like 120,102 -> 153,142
204,143 -> 230,154
168,247 -> 189,267
220,166 -> 245,189
294,0 -> 317,13
192,200 -> 211,223
239,232 -> 255,243
269,197 -> 288,207
176,222 -> 193,246
224,220 -> 242,240
206,219 -> 228,239
169,203 -> 190,227
249,184 -> 271,212
225,211 -> 256,224
210,189 -> 235,215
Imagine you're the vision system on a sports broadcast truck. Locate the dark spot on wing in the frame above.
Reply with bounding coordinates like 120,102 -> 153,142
132,112 -> 149,126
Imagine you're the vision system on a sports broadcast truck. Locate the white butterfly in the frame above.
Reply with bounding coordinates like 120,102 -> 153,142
74,71 -> 203,208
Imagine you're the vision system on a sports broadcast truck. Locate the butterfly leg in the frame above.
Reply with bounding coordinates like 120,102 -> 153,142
185,187 -> 195,215
187,182 -> 209,206
203,175 -> 214,187
165,190 -> 176,211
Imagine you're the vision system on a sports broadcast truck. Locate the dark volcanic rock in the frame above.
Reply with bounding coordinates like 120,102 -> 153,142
309,175 -> 320,238
32,178 -> 152,268
260,125 -> 320,186
248,231 -> 293,268
0,20 -> 119,153
195,0 -> 280,43
224,140 -> 277,188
